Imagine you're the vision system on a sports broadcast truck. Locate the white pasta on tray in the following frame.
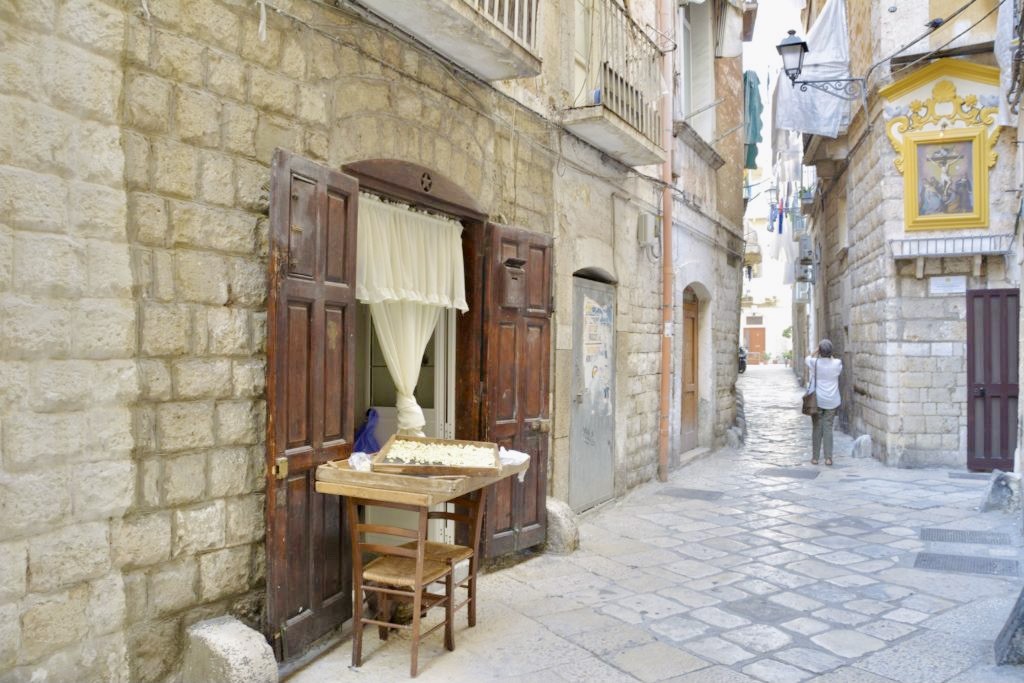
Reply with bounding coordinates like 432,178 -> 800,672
372,436 -> 501,475
382,440 -> 495,467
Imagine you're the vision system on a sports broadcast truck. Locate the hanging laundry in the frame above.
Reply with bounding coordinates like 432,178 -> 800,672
743,71 -> 764,170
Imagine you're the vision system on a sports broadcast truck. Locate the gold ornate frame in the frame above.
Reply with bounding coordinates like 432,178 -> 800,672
903,127 -> 987,230
885,79 -> 999,231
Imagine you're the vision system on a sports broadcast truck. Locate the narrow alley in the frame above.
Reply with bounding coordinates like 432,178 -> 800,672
290,365 -> 1024,682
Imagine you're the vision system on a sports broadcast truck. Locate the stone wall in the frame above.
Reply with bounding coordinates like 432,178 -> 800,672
810,58 -> 1020,467
0,0 -> 746,677
0,1 -> 137,680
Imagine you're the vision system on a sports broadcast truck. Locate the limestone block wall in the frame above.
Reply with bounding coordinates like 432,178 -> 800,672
670,203 -> 743,460
840,109 -> 900,459
0,0 -> 741,676
814,83 -> 1020,467
715,56 -> 745,231
0,1 -> 137,680
548,139 -> 663,501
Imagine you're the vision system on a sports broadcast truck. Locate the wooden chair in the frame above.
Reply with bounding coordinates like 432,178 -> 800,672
347,497 -> 455,678
401,489 -> 487,628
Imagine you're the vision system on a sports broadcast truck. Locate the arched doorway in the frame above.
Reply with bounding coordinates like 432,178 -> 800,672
265,154 -> 552,661
681,286 -> 700,453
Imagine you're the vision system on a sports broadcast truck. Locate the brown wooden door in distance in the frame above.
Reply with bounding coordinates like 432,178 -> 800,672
682,295 -> 698,453
967,289 -> 1019,472
266,150 -> 357,660
482,224 -> 552,557
745,327 -> 765,365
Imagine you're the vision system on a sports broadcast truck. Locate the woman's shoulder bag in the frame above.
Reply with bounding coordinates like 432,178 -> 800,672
802,358 -> 819,416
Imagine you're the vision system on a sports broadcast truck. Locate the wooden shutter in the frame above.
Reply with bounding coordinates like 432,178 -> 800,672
266,150 -> 357,659
481,224 -> 552,557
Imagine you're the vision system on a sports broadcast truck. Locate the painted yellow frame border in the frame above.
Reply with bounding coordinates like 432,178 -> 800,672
903,126 -> 987,231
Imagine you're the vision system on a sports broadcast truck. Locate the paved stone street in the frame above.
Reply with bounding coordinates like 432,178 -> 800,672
289,366 -> 1024,682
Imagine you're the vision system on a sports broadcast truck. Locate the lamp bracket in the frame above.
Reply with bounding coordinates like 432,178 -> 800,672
794,77 -> 868,111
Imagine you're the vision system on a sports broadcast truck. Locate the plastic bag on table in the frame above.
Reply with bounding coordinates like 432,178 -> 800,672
348,452 -> 372,472
499,446 -> 530,483
354,408 -> 381,454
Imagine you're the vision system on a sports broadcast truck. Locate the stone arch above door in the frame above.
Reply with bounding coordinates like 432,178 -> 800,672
343,158 -> 486,219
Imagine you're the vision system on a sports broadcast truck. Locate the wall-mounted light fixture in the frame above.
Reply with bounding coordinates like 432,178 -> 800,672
776,30 -> 867,109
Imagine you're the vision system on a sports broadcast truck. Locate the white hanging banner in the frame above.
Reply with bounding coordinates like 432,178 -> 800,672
774,0 -> 852,139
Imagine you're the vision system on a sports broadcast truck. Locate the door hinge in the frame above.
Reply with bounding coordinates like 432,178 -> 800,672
271,456 -> 289,480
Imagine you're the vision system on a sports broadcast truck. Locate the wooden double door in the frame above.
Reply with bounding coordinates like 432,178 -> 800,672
967,289 -> 1019,472
265,151 -> 552,661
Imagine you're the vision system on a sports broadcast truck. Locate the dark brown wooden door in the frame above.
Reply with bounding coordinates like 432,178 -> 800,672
967,288 -> 1019,472
481,224 -> 552,557
682,297 -> 698,452
266,150 -> 357,660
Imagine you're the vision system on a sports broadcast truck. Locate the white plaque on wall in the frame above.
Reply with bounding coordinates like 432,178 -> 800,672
928,275 -> 967,296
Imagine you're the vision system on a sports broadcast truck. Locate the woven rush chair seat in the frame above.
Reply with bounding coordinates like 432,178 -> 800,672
400,541 -> 474,565
363,556 -> 449,587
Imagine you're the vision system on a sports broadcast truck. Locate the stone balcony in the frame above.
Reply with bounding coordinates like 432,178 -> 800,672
358,0 -> 542,81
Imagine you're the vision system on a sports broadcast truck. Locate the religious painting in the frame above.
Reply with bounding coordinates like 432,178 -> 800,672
916,140 -> 973,216
903,126 -> 988,231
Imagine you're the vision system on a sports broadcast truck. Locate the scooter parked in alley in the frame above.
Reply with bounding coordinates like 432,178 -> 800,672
738,347 -> 747,374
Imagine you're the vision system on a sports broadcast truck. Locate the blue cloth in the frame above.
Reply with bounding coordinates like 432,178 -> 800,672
354,409 -> 381,454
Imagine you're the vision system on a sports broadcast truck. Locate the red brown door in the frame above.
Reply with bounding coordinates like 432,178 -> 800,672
967,288 -> 1019,472
745,327 -> 765,364
481,224 -> 552,557
682,295 -> 698,452
266,150 -> 357,659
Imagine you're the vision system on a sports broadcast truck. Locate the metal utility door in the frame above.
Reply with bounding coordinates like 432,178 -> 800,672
681,298 -> 698,453
266,150 -> 355,660
744,327 -> 766,364
967,289 -> 1019,472
481,224 -> 552,557
569,278 -> 616,512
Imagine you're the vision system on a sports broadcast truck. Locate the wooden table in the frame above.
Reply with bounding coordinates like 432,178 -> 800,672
315,459 -> 529,506
315,458 -> 529,675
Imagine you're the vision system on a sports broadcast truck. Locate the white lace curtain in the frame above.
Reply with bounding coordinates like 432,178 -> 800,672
356,193 -> 467,436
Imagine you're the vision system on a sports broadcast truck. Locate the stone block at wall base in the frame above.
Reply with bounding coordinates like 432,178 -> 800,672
544,498 -> 579,554
980,471 -> 1021,513
181,616 -> 277,683
851,434 -> 872,458
995,586 -> 1024,665
881,448 -> 964,469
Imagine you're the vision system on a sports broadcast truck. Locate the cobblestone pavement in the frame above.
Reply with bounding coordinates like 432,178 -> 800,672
289,365 -> 1024,682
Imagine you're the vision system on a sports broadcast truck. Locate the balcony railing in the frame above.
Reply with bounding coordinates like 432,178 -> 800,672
574,0 -> 662,148
469,0 -> 538,53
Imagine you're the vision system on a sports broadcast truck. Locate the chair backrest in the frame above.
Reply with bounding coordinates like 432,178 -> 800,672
347,497 -> 430,575
429,492 -> 485,553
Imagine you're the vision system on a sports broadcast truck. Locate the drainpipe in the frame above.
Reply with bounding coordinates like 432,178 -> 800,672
657,0 -> 673,483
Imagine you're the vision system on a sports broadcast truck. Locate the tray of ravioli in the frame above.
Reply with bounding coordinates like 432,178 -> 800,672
371,434 -> 502,476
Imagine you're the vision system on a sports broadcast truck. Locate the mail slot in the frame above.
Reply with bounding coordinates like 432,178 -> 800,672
501,257 -> 526,308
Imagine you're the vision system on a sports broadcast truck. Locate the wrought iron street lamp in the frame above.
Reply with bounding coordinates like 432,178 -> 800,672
766,185 -> 779,206
776,30 -> 866,107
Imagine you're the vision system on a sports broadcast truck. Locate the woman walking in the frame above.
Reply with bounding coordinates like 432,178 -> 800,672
807,339 -> 842,465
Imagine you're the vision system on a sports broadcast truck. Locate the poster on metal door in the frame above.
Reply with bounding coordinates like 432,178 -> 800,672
582,295 -> 612,413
